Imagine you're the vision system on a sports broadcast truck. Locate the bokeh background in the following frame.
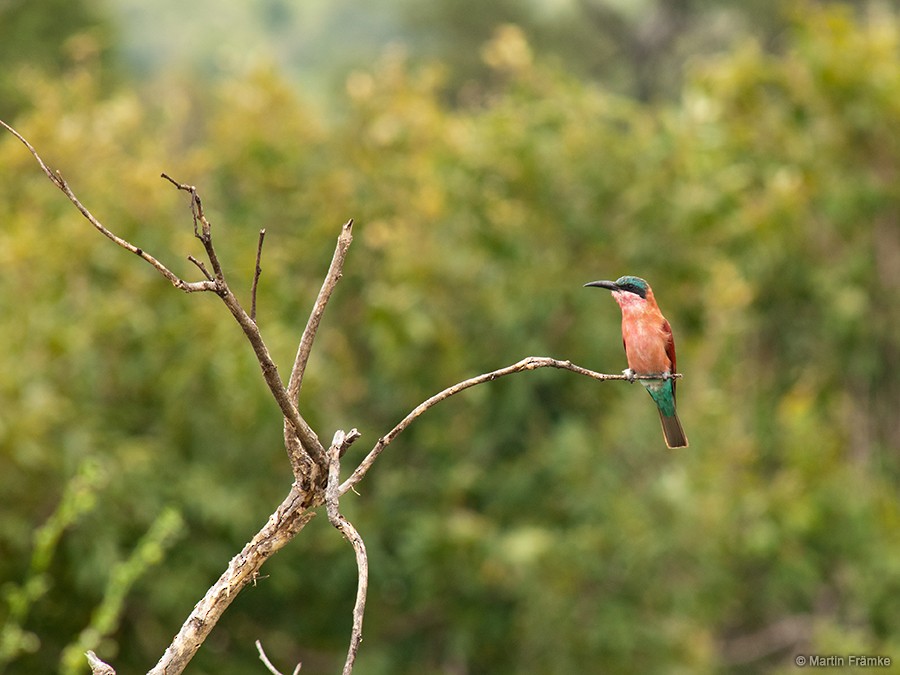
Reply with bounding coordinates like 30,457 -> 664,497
2,1 -> 899,673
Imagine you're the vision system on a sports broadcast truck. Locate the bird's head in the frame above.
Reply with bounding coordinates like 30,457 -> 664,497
584,276 -> 656,310
584,275 -> 650,298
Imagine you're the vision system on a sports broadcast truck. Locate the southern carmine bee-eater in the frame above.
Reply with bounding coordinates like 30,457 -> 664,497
584,275 -> 688,449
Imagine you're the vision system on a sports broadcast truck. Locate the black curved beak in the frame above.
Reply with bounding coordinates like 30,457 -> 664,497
584,280 -> 619,291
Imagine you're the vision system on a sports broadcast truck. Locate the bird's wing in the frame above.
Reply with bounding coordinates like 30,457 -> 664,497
662,318 -> 677,397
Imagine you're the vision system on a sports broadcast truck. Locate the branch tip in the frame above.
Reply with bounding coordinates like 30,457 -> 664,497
160,172 -> 195,194
86,650 -> 116,675
287,218 -> 355,404
251,228 -> 267,322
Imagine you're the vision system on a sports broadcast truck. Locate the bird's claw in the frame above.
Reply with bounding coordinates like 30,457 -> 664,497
622,368 -> 636,383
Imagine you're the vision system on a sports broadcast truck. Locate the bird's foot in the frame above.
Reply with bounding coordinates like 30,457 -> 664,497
622,368 -> 636,383
662,371 -> 672,381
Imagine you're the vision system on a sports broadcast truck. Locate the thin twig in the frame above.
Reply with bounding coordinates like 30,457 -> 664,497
255,639 -> 302,675
255,640 -> 281,675
188,255 -> 214,281
161,175 -> 221,276
0,120 -> 215,293
340,357 -> 681,495
325,429 -> 366,675
161,173 -> 204,239
287,219 -> 354,404
251,229 -> 267,323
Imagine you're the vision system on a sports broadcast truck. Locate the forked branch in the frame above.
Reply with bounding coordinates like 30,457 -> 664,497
0,120 -> 215,293
2,119 -> 325,468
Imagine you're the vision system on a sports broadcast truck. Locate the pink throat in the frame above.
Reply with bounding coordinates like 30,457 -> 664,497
612,290 -> 645,309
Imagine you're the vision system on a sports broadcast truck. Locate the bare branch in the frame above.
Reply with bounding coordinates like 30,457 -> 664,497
161,174 -> 327,469
256,639 -> 302,675
160,174 -> 229,283
148,485 -> 317,675
161,173 -> 205,240
325,429 -> 366,675
188,255 -> 214,281
1,121 -> 332,672
3,118 -> 326,467
340,357 -> 681,495
287,219 -> 354,404
251,229 -> 267,323
0,120 -> 216,293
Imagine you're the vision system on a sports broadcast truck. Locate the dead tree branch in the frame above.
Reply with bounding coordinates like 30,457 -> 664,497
0,120 -> 215,293
288,219 -> 354,403
283,219 -> 354,480
251,229 -> 267,323
158,172 -> 326,468
325,430 -> 366,675
2,120 -> 683,675
2,119 -> 325,471
148,486 -> 317,675
340,357 -> 680,495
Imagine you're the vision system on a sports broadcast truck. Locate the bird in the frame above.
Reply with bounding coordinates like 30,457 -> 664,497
584,275 -> 688,448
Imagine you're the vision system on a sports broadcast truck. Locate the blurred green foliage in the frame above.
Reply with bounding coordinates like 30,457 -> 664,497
1,2 -> 899,674
0,0 -> 118,119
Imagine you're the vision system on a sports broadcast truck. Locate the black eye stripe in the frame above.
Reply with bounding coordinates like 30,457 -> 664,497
620,283 -> 647,298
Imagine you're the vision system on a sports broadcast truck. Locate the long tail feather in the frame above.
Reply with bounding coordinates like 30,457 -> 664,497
658,410 -> 689,449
